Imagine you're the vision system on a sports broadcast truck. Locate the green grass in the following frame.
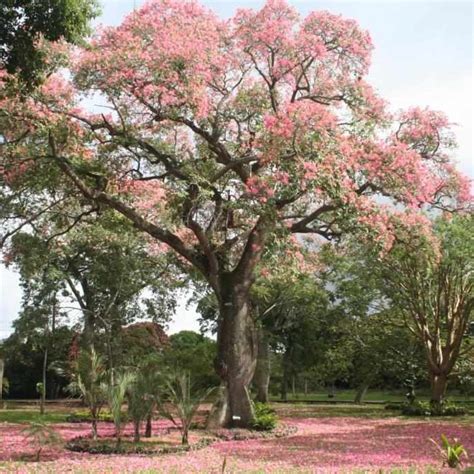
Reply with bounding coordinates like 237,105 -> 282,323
0,409 -> 68,424
270,389 -> 474,403
274,402 -> 397,419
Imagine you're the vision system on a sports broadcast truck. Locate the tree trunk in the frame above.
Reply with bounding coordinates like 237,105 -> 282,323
92,417 -> 98,441
354,383 -> 370,404
133,420 -> 141,443
280,349 -> 291,402
145,414 -> 152,438
430,372 -> 448,405
207,279 -> 257,429
253,329 -> 270,403
292,375 -> 296,398
328,382 -> 335,398
40,347 -> 47,415
0,359 -> 4,404
82,309 -> 96,353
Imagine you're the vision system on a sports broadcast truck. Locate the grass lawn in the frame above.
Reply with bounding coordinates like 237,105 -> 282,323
270,388 -> 474,403
0,409 -> 69,424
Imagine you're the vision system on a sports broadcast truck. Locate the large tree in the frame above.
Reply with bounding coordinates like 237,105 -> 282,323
0,0 -> 470,427
374,215 -> 474,406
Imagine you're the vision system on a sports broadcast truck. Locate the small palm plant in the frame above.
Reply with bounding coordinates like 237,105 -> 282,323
68,349 -> 107,440
158,371 -> 214,445
430,434 -> 468,468
127,369 -> 160,442
22,421 -> 63,461
106,370 -> 136,448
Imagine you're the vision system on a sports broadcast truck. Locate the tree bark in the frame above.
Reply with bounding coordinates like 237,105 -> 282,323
40,347 -> 47,415
133,420 -> 141,443
280,349 -> 291,402
145,414 -> 152,438
207,277 -> 257,428
354,383 -> 370,404
0,359 -> 4,404
430,372 -> 448,405
253,329 -> 270,403
91,417 -> 98,441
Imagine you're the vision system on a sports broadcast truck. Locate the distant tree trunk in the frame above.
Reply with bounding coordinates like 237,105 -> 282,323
145,414 -> 152,438
328,382 -> 335,398
304,379 -> 308,395
40,347 -> 47,415
0,359 -> 4,405
280,349 -> 291,401
253,329 -> 270,403
354,383 -> 370,404
292,375 -> 296,398
133,420 -> 141,443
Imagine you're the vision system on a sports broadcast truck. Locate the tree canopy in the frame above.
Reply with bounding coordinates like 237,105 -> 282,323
0,0 -> 99,85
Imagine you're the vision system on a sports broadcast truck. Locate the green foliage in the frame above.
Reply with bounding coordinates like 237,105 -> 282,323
0,0 -> 100,85
21,421 -> 63,461
401,400 -> 467,417
36,382 -> 45,396
251,402 -> 278,431
430,434 -> 467,468
66,410 -> 117,423
163,331 -> 218,391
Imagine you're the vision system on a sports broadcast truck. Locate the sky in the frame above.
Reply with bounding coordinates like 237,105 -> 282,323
0,0 -> 472,339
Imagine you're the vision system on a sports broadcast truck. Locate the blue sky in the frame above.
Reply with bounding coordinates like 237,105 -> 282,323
0,0 -> 472,338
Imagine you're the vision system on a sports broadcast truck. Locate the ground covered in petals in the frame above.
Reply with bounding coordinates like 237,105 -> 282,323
0,405 -> 473,473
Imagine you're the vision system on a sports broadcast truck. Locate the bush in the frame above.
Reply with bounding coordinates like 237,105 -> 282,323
431,401 -> 467,417
384,402 -> 402,411
400,400 -> 467,417
66,436 -> 214,455
400,401 -> 431,416
251,402 -> 278,431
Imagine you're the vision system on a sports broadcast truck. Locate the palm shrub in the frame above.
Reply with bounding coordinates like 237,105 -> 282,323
158,371 -> 214,445
431,434 -> 468,468
68,349 -> 107,440
127,370 -> 159,442
22,421 -> 63,461
105,370 -> 136,447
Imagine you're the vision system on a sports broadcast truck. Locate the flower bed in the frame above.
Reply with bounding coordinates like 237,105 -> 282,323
211,422 -> 297,441
66,435 -> 215,455
64,422 -> 297,455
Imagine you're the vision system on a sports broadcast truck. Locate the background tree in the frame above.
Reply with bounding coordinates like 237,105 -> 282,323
375,215 -> 474,406
331,214 -> 473,405
0,0 -> 469,427
0,0 -> 99,85
162,331 -> 218,391
6,213 -> 178,363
